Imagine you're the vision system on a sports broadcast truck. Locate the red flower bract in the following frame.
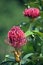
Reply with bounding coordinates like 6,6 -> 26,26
8,26 -> 26,48
23,8 -> 40,18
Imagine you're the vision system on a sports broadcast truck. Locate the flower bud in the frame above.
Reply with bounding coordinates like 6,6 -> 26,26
8,26 -> 27,48
23,8 -> 40,18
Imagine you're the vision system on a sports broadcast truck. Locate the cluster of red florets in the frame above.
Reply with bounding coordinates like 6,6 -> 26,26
23,8 -> 40,18
8,26 -> 26,48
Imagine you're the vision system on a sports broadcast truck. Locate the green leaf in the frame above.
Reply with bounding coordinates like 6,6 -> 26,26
25,30 -> 34,37
21,53 -> 33,64
33,30 -> 43,38
0,55 -> 16,65
21,59 -> 30,64
0,60 -> 15,65
23,53 -> 33,60
5,55 -> 15,60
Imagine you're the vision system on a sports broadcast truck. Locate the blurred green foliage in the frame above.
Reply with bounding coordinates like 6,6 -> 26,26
0,0 -> 43,65
0,0 -> 26,62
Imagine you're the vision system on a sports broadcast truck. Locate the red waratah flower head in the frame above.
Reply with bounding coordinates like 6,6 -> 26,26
8,26 -> 27,48
23,8 -> 40,18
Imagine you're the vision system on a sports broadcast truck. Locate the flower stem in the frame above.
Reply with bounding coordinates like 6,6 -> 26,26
25,18 -> 34,37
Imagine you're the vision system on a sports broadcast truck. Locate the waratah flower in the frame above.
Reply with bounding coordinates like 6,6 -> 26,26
8,26 -> 26,48
23,8 -> 40,18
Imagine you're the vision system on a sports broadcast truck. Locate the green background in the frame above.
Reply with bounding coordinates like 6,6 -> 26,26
0,0 -> 43,63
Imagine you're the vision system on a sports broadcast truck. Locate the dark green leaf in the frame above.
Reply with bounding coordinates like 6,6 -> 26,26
23,53 -> 33,60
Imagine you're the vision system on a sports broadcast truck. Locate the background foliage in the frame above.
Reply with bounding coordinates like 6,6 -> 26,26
0,0 -> 43,65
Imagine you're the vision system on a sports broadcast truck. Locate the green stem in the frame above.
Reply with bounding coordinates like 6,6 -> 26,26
29,22 -> 33,31
25,19 -> 34,37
